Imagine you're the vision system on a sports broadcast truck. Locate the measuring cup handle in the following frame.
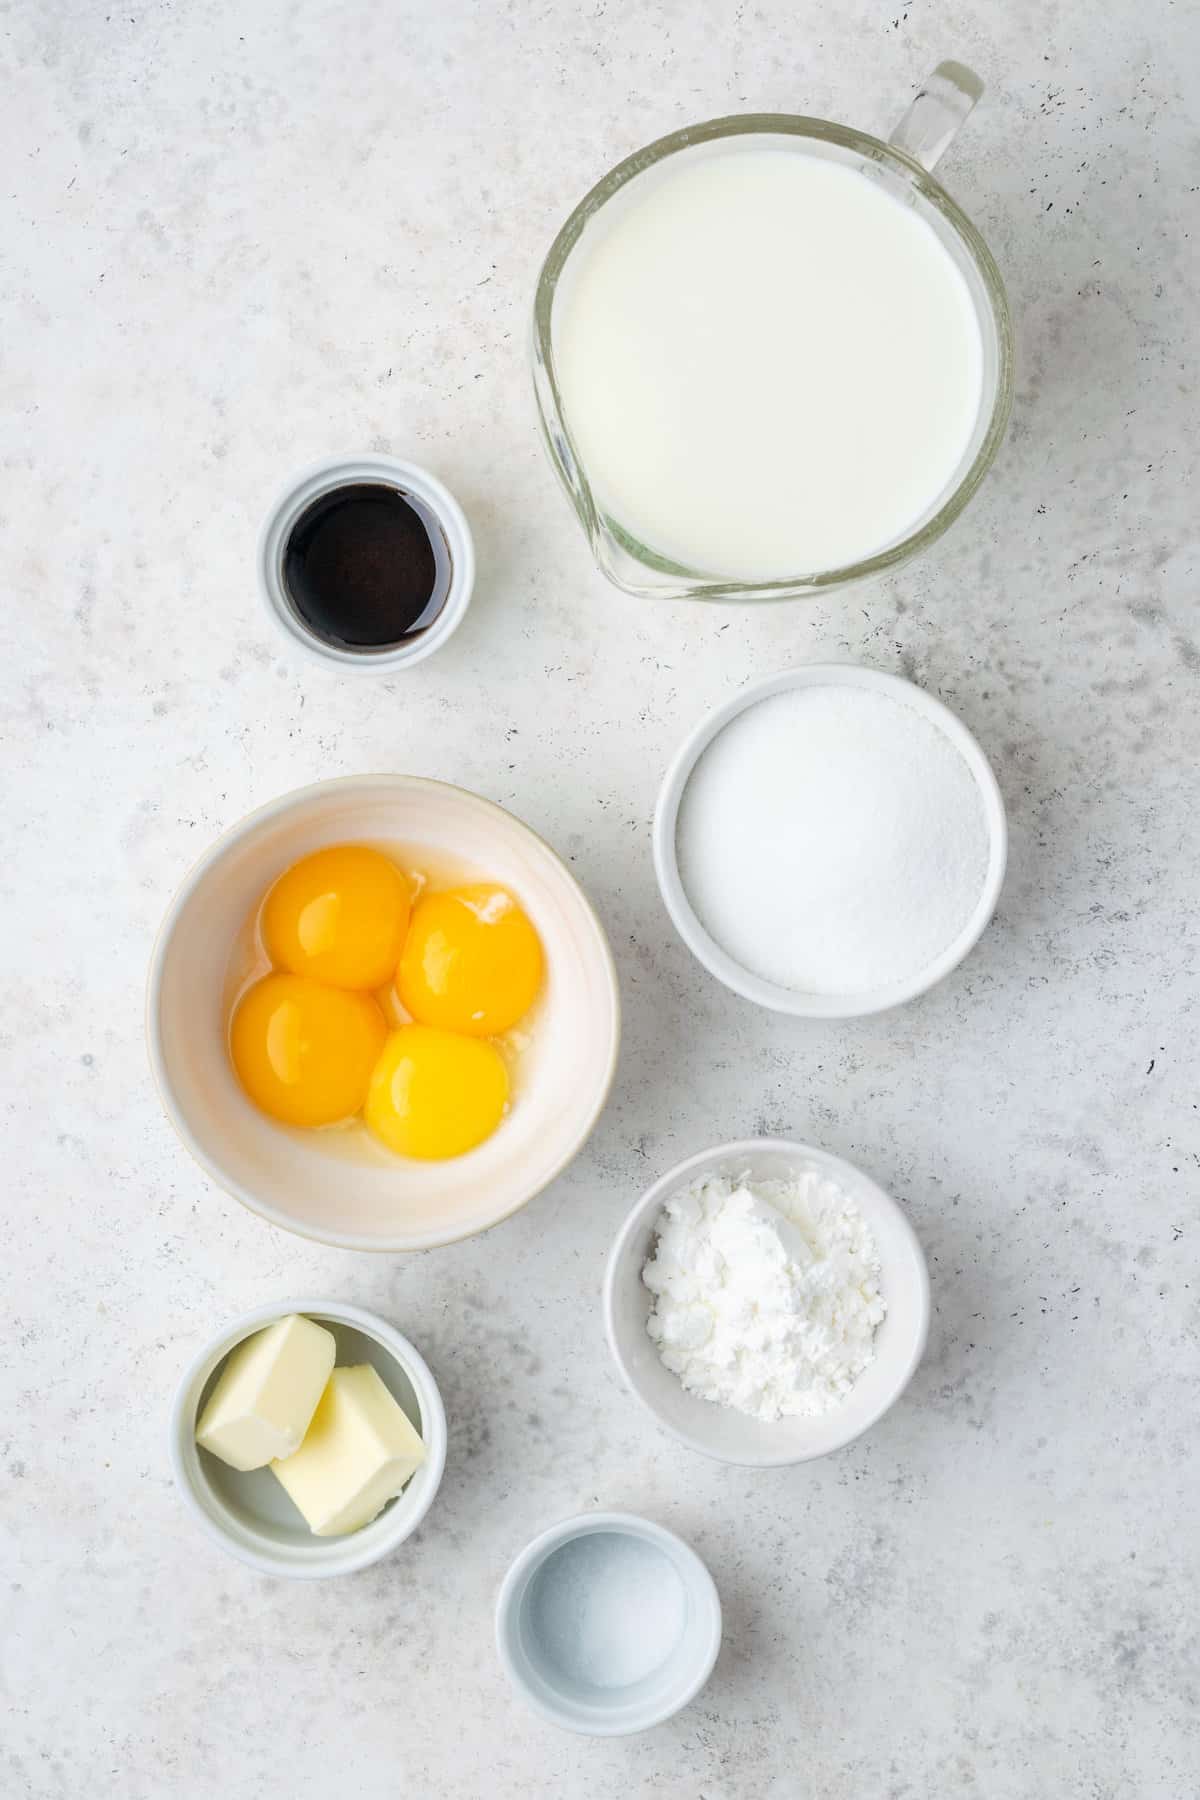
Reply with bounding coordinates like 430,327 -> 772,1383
888,60 -> 983,173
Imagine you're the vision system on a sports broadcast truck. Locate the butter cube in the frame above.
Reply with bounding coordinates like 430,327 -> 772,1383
271,1364 -> 426,1537
196,1314 -> 336,1472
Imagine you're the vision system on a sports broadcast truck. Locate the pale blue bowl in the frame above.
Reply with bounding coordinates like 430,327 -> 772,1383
495,1512 -> 721,1735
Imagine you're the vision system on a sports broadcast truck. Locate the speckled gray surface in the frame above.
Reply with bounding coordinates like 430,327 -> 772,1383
3,1 -> 1198,1795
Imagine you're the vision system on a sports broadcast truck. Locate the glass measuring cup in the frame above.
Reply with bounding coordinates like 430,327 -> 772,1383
532,62 -> 1013,602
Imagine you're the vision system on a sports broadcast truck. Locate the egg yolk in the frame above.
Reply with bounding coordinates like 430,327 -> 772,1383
261,845 -> 410,990
364,1025 -> 509,1159
231,973 -> 387,1127
397,885 -> 543,1036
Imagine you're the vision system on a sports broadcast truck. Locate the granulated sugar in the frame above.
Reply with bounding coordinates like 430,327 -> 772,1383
675,683 -> 991,996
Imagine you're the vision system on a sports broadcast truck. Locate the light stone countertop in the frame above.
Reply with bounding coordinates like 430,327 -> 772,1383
4,2 -> 1198,1795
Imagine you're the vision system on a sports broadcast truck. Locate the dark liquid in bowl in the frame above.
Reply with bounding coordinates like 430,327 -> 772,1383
283,483 -> 446,650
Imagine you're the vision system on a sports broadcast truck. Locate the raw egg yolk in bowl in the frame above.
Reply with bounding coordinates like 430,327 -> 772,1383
398,884 -> 543,1037
262,844 -> 410,990
228,851 -> 544,1162
365,1024 -> 510,1160
230,972 -> 387,1128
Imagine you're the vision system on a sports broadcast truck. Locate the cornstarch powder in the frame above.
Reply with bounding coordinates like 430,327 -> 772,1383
642,1170 -> 887,1422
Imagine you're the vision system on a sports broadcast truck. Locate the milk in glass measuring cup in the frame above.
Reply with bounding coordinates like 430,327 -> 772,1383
532,63 -> 1012,601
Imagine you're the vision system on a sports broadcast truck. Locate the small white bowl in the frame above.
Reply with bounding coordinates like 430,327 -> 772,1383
147,775 -> 620,1251
257,453 -> 474,673
604,1138 -> 930,1467
653,663 -> 1007,1018
169,1300 -> 447,1579
495,1512 -> 721,1735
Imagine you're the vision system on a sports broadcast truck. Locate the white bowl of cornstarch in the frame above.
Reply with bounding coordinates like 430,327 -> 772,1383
604,1138 -> 930,1466
654,664 -> 1007,1018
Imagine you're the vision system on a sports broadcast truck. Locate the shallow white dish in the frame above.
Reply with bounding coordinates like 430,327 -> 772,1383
653,662 -> 1007,1018
495,1511 -> 721,1735
604,1138 -> 930,1467
169,1300 -> 447,1579
147,775 -> 621,1250
257,452 -> 474,674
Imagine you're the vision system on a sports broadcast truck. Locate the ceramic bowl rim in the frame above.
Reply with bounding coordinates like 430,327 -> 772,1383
652,662 -> 1008,1018
145,774 -> 622,1251
168,1298 -> 448,1579
603,1137 -> 931,1467
494,1510 -> 722,1735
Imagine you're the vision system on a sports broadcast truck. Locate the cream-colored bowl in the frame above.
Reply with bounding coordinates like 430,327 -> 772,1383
147,776 -> 621,1250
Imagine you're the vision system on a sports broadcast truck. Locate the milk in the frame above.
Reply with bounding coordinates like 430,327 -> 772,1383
553,143 -> 985,580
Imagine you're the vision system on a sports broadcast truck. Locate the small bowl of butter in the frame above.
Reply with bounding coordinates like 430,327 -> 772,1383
170,1299 -> 447,1578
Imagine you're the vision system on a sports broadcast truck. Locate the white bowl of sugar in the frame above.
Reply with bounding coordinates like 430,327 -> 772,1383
654,663 -> 1007,1017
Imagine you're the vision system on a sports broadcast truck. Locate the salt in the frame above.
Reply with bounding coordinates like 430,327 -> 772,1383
524,1531 -> 687,1690
675,684 -> 991,996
